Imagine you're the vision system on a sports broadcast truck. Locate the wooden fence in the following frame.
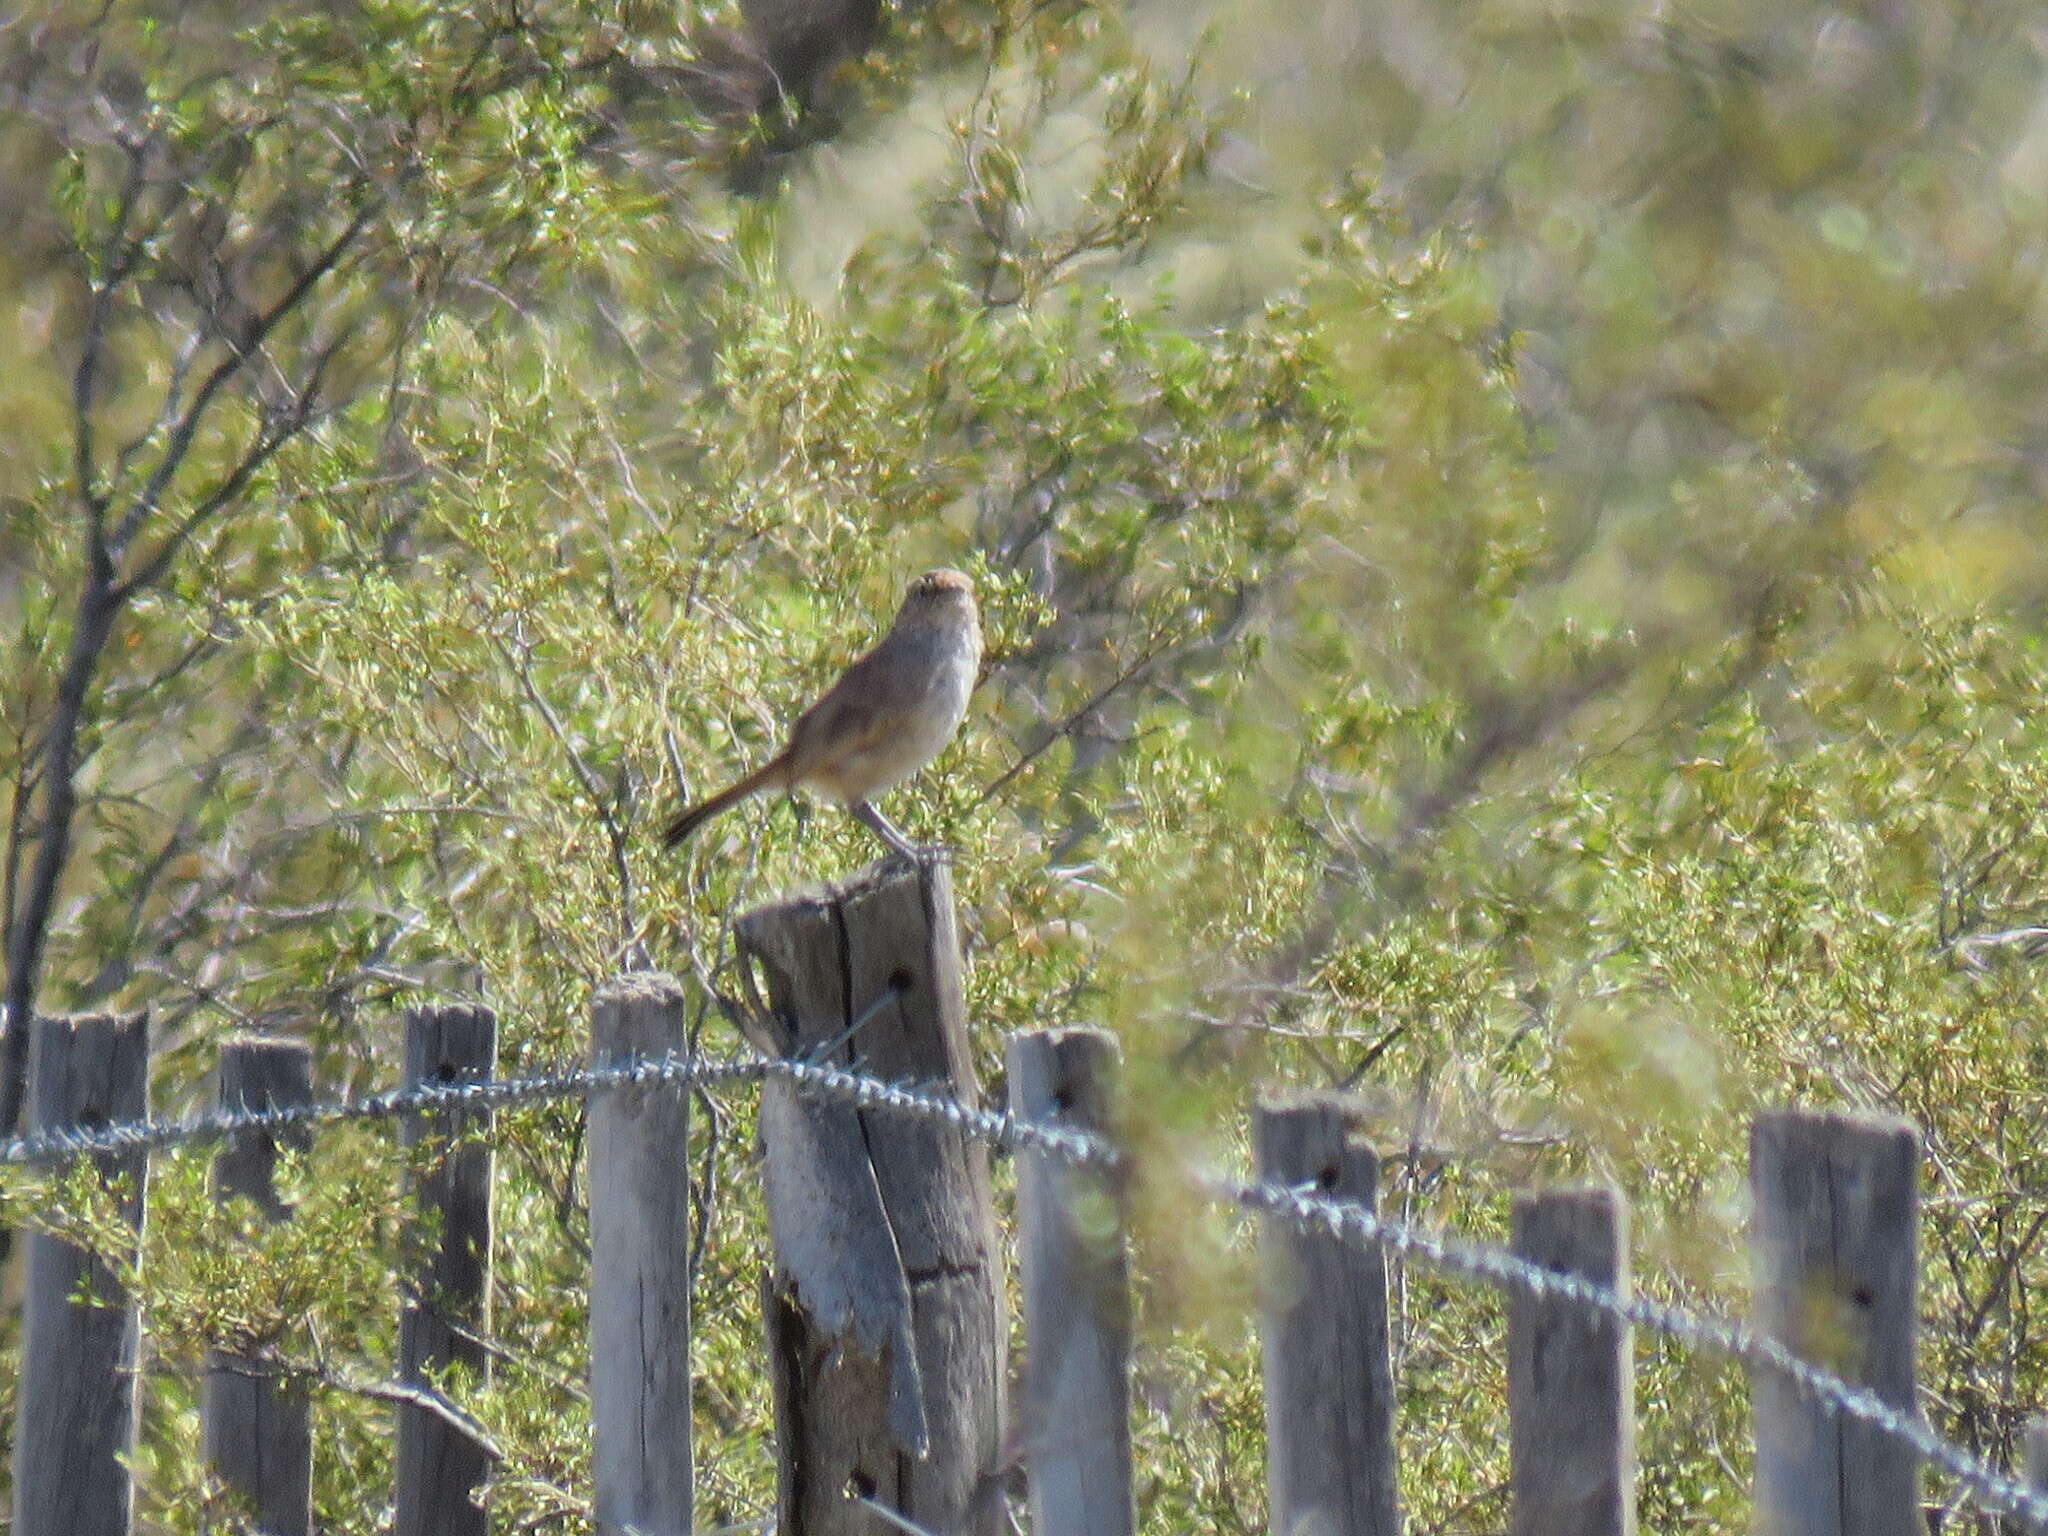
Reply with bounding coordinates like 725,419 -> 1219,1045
0,857 -> 2028,1536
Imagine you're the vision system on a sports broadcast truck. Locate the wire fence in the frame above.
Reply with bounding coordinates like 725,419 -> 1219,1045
4,1030 -> 2045,1530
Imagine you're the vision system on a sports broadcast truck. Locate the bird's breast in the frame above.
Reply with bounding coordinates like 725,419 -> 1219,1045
808,626 -> 977,802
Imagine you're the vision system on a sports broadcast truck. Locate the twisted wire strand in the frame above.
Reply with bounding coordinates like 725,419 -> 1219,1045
1,1039 -> 2040,1527
773,1060 -> 2048,1533
1207,1172 -> 2048,1532
0,1053 -> 769,1168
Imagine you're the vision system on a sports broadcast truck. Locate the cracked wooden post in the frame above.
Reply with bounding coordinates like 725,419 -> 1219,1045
1254,1091 -> 1401,1536
1750,1109 -> 1920,1536
11,1009 -> 150,1536
735,855 -> 1005,1536
1509,1185 -> 1636,1536
1009,1026 -> 1132,1536
2028,1414 -> 2048,1489
588,973 -> 693,1536
395,1003 -> 498,1536
203,1036 -> 315,1536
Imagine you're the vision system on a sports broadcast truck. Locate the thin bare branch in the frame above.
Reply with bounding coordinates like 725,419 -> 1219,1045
490,615 -> 639,950
110,189 -> 381,561
71,129 -> 154,531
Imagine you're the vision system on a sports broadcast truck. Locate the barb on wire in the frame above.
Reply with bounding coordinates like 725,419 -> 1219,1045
764,1056 -> 1115,1170
0,1008 -> 2041,1531
0,1053 -> 769,1170
763,1061 -> 2048,1534
1209,1173 -> 2048,1533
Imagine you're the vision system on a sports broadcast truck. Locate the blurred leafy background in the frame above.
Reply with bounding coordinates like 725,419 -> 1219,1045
7,0 -> 2048,1527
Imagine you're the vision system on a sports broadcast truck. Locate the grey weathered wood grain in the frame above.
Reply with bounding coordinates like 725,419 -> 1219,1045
395,1003 -> 498,1536
1254,1092 -> 1400,1536
1750,1109 -> 1920,1536
203,1036 -> 315,1536
1009,1027 -> 1132,1536
736,855 -> 1005,1536
1508,1185 -> 1636,1536
12,1009 -> 149,1536
588,973 -> 693,1536
2026,1414 -> 2048,1490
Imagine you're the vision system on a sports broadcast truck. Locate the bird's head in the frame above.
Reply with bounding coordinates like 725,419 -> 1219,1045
900,567 -> 978,626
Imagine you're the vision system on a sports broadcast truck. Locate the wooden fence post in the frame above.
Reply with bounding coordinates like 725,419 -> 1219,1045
1509,1185 -> 1637,1536
1008,1027 -> 1132,1536
1254,1092 -> 1401,1536
11,1009 -> 150,1536
588,973 -> 693,1536
2026,1411 -> 2048,1536
203,1036 -> 315,1536
395,1003 -> 498,1536
734,856 -> 1005,1536
1750,1109 -> 1920,1536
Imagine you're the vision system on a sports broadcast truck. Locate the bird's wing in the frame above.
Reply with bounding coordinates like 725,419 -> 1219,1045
781,644 -> 908,775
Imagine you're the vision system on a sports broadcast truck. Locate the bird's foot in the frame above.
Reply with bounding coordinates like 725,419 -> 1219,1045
878,842 -> 953,873
850,801 -> 949,866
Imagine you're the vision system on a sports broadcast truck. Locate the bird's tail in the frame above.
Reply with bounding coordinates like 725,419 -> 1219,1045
660,757 -> 790,849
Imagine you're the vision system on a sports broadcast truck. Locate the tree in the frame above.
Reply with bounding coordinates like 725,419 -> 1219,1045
7,0 -> 2048,1527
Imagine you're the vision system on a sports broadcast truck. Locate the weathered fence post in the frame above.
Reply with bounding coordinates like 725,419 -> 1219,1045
735,856 -> 1005,1536
11,1009 -> 150,1536
395,1003 -> 498,1536
1750,1109 -> 1920,1536
1509,1185 -> 1636,1536
2027,1413 -> 2048,1489
2026,1412 -> 2048,1536
588,973 -> 693,1536
1254,1092 -> 1401,1536
1008,1027 -> 1132,1536
203,1036 -> 315,1536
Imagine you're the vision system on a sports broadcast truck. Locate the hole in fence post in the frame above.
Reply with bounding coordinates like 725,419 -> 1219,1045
735,857 -> 1004,1536
1253,1092 -> 1400,1536
1749,1109 -> 1920,1536
394,1004 -> 497,1536
1009,1026 -> 1133,1536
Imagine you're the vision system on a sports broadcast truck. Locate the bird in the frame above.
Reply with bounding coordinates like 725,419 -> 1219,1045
661,568 -> 982,857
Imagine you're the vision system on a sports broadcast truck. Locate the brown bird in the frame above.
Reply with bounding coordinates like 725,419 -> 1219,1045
661,569 -> 982,857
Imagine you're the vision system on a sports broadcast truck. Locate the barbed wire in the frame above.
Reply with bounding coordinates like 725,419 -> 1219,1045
2,1035 -> 2043,1528
1209,1172 -> 2048,1532
0,1053 -> 769,1168
776,1060 -> 2048,1532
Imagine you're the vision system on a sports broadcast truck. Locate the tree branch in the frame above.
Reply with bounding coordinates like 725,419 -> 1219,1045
110,189 -> 380,560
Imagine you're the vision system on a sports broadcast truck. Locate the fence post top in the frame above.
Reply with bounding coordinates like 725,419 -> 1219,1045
219,1032 -> 312,1052
1511,1183 -> 1629,1215
1749,1106 -> 1921,1153
1009,1024 -> 1120,1054
732,854 -> 950,931
1252,1088 -> 1372,1127
401,1000 -> 496,1029
29,1008 -> 148,1037
591,971 -> 688,1010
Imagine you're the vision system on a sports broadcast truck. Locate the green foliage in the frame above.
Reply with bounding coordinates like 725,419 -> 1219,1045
8,0 -> 2048,1528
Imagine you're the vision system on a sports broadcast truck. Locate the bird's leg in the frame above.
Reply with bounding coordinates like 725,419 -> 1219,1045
849,800 -> 923,859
